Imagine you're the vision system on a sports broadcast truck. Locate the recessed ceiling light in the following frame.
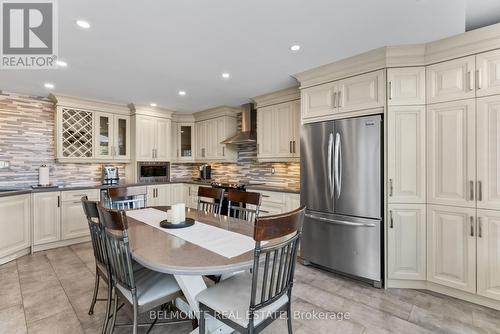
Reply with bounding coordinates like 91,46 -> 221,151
290,44 -> 301,52
222,72 -> 230,79
44,83 -> 54,89
150,103 -> 157,107
76,20 -> 90,29
178,91 -> 186,96
56,60 -> 67,67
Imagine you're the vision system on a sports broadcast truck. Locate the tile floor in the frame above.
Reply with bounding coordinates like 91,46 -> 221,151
1,242 -> 499,334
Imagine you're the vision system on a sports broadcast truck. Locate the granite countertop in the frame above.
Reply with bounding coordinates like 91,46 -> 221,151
0,179 -> 300,198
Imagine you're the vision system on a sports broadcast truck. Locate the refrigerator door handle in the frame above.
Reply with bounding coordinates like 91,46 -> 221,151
305,213 -> 377,228
334,132 -> 342,198
327,133 -> 334,198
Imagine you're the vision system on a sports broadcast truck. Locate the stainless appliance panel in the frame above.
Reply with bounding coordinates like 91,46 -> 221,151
333,115 -> 382,219
137,161 -> 170,183
300,121 -> 335,213
301,211 -> 382,282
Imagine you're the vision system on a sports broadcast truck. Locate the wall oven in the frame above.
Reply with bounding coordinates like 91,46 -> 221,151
137,162 -> 170,183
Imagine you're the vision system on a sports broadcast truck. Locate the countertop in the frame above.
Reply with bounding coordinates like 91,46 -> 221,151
0,179 -> 300,198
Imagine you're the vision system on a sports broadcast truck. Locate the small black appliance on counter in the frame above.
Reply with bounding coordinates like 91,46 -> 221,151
199,164 -> 211,180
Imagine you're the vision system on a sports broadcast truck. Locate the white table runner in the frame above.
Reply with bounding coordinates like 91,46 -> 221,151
126,208 -> 256,259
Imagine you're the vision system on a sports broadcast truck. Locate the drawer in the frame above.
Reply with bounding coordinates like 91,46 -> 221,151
259,190 -> 285,204
259,203 -> 285,215
61,189 -> 99,202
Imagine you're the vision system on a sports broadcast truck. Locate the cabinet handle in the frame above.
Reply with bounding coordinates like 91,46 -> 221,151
337,91 -> 342,107
289,141 -> 292,153
257,144 -> 260,154
389,179 -> 394,197
293,141 -> 296,153
332,92 -> 337,108
262,195 -> 271,198
478,217 -> 482,238
476,69 -> 482,90
202,148 -> 205,158
177,149 -> 179,157
477,181 -> 482,201
57,195 -> 60,208
388,81 -> 393,100
222,146 -> 225,156
260,210 -> 270,214
470,216 -> 474,237
469,180 -> 474,201
468,71 -> 473,92
389,210 -> 394,228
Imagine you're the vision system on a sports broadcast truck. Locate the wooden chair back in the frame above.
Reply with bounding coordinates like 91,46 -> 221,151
227,190 -> 262,222
81,196 -> 107,267
107,186 -> 147,210
197,186 -> 224,214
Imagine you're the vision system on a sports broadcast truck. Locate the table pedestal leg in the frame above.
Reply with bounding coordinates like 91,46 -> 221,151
174,275 -> 234,334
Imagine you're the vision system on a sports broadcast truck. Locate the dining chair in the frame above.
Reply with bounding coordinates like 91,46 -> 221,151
196,206 -> 306,334
107,186 -> 147,210
197,186 -> 224,214
227,190 -> 262,222
97,204 -> 188,334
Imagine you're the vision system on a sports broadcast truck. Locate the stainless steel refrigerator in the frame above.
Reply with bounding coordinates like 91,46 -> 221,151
300,114 -> 383,287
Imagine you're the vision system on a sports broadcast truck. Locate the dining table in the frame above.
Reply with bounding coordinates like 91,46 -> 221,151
125,206 -> 257,334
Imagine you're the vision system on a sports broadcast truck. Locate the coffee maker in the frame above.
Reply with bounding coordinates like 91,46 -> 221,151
199,164 -> 211,180
102,166 -> 120,185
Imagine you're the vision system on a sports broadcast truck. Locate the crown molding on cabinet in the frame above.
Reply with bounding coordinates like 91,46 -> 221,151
128,103 -> 174,119
172,113 -> 195,123
251,86 -> 300,108
193,106 -> 240,121
295,22 -> 500,89
49,93 -> 130,115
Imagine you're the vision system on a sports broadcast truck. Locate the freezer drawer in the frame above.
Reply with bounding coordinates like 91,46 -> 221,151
301,211 -> 382,283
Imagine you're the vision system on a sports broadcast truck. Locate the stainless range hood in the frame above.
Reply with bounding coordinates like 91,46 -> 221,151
222,103 -> 256,144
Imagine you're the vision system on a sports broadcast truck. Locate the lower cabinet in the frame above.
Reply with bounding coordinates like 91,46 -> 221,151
247,189 -> 300,216
427,205 -> 476,293
477,209 -> 500,301
185,184 -> 199,209
0,194 -> 31,261
61,200 -> 89,239
170,183 -> 186,205
147,184 -> 172,206
387,204 -> 426,280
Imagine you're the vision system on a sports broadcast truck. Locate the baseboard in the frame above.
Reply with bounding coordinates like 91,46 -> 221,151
32,236 -> 91,252
0,247 -> 31,265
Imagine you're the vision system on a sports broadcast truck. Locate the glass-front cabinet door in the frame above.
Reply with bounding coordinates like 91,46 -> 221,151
114,115 -> 130,160
94,112 -> 113,159
178,123 -> 194,161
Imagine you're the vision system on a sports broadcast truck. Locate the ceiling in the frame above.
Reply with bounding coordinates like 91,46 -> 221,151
0,0 -> 474,112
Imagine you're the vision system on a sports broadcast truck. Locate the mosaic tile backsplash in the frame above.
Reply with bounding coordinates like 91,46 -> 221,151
0,91 -> 126,187
0,91 -> 299,188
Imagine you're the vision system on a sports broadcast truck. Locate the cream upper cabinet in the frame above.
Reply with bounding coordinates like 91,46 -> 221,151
477,209 -> 500,301
477,96 -> 500,210
195,120 -> 207,159
476,49 -> 500,97
337,70 -> 385,113
0,195 -> 30,260
426,56 -> 476,104
94,113 -> 130,161
387,106 -> 426,203
33,192 -> 61,245
172,123 -> 195,162
427,100 -> 476,208
257,100 -> 300,161
195,116 -> 237,162
301,81 -> 337,120
134,115 -> 171,161
387,204 -> 426,280
427,205 -> 476,293
387,67 -> 426,105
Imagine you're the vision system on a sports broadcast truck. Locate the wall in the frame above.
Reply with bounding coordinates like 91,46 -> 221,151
0,91 -> 126,187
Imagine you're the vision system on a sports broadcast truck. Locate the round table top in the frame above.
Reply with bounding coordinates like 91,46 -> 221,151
127,207 -> 256,275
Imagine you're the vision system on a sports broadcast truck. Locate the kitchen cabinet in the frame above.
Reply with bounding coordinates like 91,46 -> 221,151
285,193 -> 301,212
387,67 -> 426,105
185,184 -> 200,209
476,96 -> 500,210
33,192 -> 61,245
257,100 -> 300,161
477,209 -> 500,301
147,184 -> 172,206
172,123 -> 195,162
171,183 -> 186,205
387,106 -> 426,203
427,99 -> 476,208
427,205 -> 476,293
301,82 -> 337,120
94,113 -> 130,161
61,189 -> 98,240
387,204 -> 426,280
476,49 -> 500,97
134,115 -> 171,161
0,194 -> 31,261
195,116 -> 237,162
247,190 -> 300,216
426,56 -> 476,104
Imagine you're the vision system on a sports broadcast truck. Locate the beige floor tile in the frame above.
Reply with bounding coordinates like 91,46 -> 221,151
0,267 -> 23,311
0,304 -> 27,334
409,305 -> 488,334
27,309 -> 83,334
18,267 -> 60,295
23,284 -> 73,324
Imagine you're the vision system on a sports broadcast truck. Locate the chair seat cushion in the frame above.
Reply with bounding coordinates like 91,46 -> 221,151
116,269 -> 182,312
196,272 -> 289,328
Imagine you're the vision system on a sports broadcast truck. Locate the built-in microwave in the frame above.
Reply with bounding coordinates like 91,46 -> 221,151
137,162 -> 170,183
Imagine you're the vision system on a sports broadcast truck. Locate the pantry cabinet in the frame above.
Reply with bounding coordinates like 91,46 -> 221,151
387,106 -> 426,204
135,115 -> 171,161
0,194 -> 31,261
387,67 -> 426,105
427,99 -> 476,208
477,209 -> 500,301
387,204 -> 426,280
427,205 -> 476,293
